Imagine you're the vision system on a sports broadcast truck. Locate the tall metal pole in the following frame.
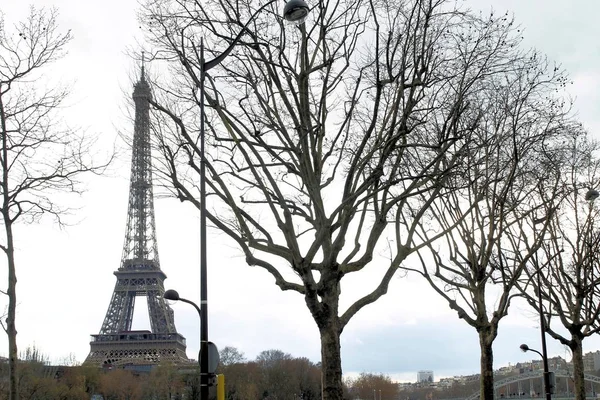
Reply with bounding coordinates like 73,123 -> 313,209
199,38 -> 209,400
193,4 -> 309,399
537,271 -> 552,400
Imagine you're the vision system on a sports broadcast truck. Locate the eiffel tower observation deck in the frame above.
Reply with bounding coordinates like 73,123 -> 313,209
85,66 -> 189,367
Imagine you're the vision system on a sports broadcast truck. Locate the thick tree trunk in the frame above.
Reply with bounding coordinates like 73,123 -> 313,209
1,94 -> 18,400
5,219 -> 18,400
320,323 -> 343,400
478,328 -> 494,400
571,335 -> 586,400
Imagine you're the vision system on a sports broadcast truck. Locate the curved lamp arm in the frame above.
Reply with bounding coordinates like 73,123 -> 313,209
179,297 -> 202,318
204,0 -> 309,71
164,289 -> 202,319
205,0 -> 276,71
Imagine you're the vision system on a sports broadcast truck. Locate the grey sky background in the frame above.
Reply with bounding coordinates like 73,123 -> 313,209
1,0 -> 599,383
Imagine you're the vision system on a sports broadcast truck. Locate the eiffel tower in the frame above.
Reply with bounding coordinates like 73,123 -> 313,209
85,67 -> 189,367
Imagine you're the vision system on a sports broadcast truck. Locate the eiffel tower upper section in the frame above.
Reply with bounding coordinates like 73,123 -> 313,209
121,66 -> 160,272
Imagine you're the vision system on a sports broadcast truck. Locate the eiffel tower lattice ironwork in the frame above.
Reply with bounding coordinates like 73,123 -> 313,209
85,67 -> 189,367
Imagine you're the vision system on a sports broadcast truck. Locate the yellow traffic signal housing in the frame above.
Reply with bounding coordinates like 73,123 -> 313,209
217,374 -> 225,400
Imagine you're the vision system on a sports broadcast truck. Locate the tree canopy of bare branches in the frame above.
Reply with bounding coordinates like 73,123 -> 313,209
403,25 -> 579,396
513,133 -> 600,400
138,0 -> 575,398
0,7 -> 110,400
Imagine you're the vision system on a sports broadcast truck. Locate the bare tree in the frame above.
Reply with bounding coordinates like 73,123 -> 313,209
345,373 -> 399,400
0,7 -> 110,400
138,1 -> 554,398
219,346 -> 246,367
403,30 -> 578,398
515,133 -> 600,400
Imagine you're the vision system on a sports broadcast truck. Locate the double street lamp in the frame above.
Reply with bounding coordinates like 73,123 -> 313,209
175,2 -> 310,400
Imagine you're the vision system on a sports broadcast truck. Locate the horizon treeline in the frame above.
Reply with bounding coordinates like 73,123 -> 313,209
0,344 -> 422,400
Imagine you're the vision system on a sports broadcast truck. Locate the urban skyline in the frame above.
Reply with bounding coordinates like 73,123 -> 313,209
408,349 -> 600,384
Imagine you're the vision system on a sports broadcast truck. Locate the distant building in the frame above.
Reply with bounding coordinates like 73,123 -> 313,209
548,356 -> 568,370
418,370 -> 434,383
584,350 -> 600,372
497,364 -> 519,376
438,377 -> 461,388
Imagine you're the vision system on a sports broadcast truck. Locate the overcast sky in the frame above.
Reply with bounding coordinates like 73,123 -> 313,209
1,0 -> 600,384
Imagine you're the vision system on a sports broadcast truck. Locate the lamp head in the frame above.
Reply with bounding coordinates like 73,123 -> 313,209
520,344 -> 530,352
586,189 -> 599,201
164,289 -> 180,301
283,0 -> 310,24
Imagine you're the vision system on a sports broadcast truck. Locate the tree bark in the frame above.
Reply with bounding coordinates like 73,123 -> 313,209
320,323 -> 343,400
571,335 -> 586,400
1,93 -> 18,400
6,225 -> 17,400
479,328 -> 494,400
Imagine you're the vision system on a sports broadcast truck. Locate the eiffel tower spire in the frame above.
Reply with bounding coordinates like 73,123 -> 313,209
118,61 -> 159,274
85,65 -> 188,367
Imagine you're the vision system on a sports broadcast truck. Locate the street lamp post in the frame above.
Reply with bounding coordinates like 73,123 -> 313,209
164,289 -> 207,395
521,226 -> 552,400
196,2 -> 309,400
520,344 -> 551,400
585,189 -> 599,327
523,189 -> 599,400
165,290 -> 221,391
537,265 -> 551,400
